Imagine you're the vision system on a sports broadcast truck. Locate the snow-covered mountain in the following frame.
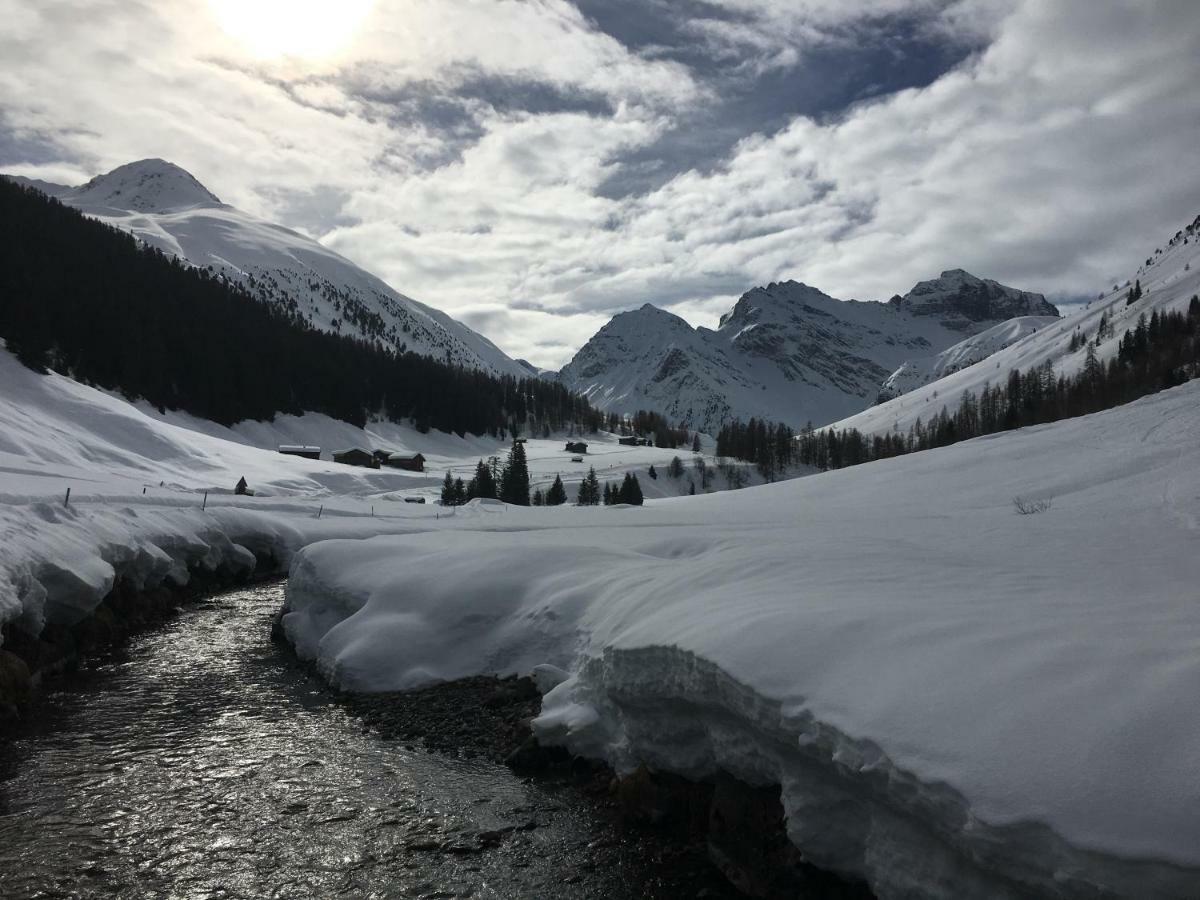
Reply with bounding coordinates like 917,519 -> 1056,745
879,315 -> 1059,400
7,160 -> 526,378
836,212 -> 1200,436
559,272 -> 1057,432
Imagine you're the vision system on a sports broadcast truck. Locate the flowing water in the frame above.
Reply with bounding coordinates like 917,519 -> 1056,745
0,583 -> 728,899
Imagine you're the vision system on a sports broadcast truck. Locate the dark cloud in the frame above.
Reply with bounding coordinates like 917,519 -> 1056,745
572,2 -> 981,197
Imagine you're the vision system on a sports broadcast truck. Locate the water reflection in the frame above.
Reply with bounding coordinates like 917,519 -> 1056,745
0,584 -> 726,898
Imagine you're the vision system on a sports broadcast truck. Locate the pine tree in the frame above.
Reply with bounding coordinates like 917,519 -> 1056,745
545,474 -> 567,506
618,472 -> 644,505
452,478 -> 467,505
531,489 -> 544,506
499,441 -> 531,505
692,433 -> 702,453
602,482 -> 614,505
440,472 -> 456,506
467,458 -> 497,500
647,464 -> 657,480
576,467 -> 601,505
667,456 -> 684,478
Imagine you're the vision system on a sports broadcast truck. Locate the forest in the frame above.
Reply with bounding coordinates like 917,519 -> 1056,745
0,179 -> 603,436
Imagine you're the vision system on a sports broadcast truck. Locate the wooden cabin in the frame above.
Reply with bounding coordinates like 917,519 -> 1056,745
383,452 -> 426,472
279,445 -> 321,460
565,441 -> 589,454
617,436 -> 639,446
333,448 -> 379,468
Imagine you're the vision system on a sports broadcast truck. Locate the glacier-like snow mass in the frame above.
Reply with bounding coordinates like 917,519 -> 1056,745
283,382 -> 1200,898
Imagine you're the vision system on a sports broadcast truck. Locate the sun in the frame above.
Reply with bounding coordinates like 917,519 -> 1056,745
208,0 -> 375,60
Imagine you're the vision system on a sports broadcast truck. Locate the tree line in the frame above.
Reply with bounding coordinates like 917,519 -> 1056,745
440,446 -> 646,507
0,179 -> 603,435
725,298 -> 1200,473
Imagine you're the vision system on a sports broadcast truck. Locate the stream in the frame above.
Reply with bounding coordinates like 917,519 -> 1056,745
0,582 -> 730,899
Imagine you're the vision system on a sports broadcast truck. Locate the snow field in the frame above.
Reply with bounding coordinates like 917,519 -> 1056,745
284,381 -> 1200,898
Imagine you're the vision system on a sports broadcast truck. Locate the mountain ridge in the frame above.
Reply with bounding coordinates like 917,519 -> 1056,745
560,273 -> 1057,432
5,159 -> 527,378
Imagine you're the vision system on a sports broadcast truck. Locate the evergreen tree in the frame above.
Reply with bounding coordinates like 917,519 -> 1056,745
499,440 -> 531,505
667,456 -> 684,478
531,489 -> 544,506
545,474 -> 568,506
692,433 -> 702,453
618,472 -> 644,505
440,472 -> 456,505
452,478 -> 467,505
467,458 -> 498,500
602,482 -> 614,505
576,467 -> 601,505
647,464 -> 657,479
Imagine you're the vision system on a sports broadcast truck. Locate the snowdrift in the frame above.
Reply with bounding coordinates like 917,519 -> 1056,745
284,382 -> 1200,898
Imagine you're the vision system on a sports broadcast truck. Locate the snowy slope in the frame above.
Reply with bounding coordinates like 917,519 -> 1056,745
880,315 -> 1058,399
559,273 -> 1057,433
0,337 -> 782,633
838,213 -> 1200,435
284,379 -> 1200,898
6,160 -> 526,377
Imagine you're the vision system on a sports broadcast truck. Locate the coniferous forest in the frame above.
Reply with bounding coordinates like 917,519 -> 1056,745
0,180 -> 603,435
718,297 -> 1200,474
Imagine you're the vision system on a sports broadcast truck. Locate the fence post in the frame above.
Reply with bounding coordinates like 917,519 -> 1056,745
64,487 -> 71,507
317,505 -> 323,519
202,490 -> 208,510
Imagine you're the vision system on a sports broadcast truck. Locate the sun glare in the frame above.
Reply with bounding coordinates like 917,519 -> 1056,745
208,0 -> 374,60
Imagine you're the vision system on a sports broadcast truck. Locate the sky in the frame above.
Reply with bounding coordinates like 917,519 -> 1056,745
2,0 -> 1199,369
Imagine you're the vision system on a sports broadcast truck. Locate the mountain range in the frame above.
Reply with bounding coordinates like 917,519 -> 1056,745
558,271 -> 1058,433
9,159 -> 1068,433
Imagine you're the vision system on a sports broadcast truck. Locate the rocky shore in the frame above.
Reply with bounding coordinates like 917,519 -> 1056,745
327,671 -> 873,899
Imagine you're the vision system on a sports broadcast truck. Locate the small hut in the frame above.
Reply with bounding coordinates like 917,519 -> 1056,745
565,441 -> 589,454
333,448 -> 379,468
617,436 -> 639,446
279,445 -> 321,460
383,452 -> 426,472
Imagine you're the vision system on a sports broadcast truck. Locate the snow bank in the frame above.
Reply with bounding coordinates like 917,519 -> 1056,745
284,382 -> 1200,898
0,499 -> 436,641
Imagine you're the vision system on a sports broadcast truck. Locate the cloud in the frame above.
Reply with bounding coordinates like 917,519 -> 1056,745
0,0 -> 1198,369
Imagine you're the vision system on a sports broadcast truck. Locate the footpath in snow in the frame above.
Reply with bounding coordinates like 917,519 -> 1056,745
283,381 -> 1200,899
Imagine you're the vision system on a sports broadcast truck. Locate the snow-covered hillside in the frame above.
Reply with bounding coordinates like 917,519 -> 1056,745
0,336 -> 788,634
880,315 -> 1058,399
6,160 -> 525,377
559,272 -> 1057,433
838,213 -> 1200,435
284,379 -> 1200,899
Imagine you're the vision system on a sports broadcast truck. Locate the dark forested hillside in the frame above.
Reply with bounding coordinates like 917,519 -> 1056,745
0,179 -> 601,434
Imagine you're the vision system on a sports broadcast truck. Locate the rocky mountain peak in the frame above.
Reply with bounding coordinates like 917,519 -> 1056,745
71,159 -> 221,213
891,269 -> 1058,329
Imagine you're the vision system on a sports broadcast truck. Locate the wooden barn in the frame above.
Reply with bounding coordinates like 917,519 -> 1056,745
383,452 -> 426,472
333,448 -> 379,468
565,441 -> 589,454
279,445 -> 321,460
